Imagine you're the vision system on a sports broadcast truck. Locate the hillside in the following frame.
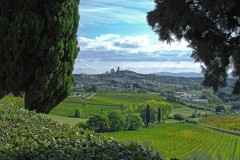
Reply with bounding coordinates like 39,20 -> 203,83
0,102 -> 162,159
73,69 -> 240,104
155,72 -> 203,78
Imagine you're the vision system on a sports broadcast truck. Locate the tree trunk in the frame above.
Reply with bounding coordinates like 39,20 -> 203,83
24,90 -> 35,111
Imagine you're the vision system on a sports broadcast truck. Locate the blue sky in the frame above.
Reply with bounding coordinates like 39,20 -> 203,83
75,0 -> 201,74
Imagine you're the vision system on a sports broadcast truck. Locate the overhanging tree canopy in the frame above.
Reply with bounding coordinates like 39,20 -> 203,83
0,0 -> 80,113
147,0 -> 240,94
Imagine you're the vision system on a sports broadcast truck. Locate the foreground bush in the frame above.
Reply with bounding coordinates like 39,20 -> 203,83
0,103 -> 163,159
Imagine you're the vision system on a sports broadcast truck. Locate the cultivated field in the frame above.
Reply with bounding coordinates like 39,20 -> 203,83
50,93 -> 185,117
200,115 -> 240,132
103,123 -> 240,159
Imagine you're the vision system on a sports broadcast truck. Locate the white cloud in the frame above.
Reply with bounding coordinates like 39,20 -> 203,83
78,34 -> 192,62
74,34 -> 200,74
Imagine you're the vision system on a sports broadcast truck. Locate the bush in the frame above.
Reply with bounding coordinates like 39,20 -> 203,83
173,114 -> 186,120
126,114 -> 144,130
215,105 -> 226,112
186,118 -> 200,125
232,102 -> 240,110
74,108 -> 81,118
87,114 -> 110,132
108,110 -> 127,132
0,103 -> 163,159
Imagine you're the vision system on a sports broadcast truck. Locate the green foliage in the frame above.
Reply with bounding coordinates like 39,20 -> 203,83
0,103 -> 163,159
0,0 -> 79,113
140,100 -> 173,125
173,114 -> 186,121
158,108 -> 161,123
232,102 -> 240,110
87,111 -> 143,132
147,0 -> 240,94
215,105 -> 226,112
0,96 -> 24,107
74,107 -> 81,118
108,110 -> 127,132
146,105 -> 151,126
143,100 -> 173,119
87,113 -> 110,132
185,118 -> 199,125
126,114 -> 144,130
141,106 -> 157,125
201,91 -> 222,104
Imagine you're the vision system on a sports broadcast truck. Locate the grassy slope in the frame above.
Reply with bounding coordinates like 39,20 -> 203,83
50,92 -> 183,117
103,123 -> 240,160
0,103 -> 161,159
45,114 -> 88,126
200,115 -> 240,132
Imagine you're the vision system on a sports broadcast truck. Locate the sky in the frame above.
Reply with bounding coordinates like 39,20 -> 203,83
75,0 -> 202,74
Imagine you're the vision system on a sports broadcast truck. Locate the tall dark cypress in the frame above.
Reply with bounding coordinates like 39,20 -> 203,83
0,0 -> 80,113
158,108 -> 161,123
146,105 -> 151,126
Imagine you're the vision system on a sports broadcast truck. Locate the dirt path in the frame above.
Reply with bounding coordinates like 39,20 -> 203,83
86,93 -> 96,99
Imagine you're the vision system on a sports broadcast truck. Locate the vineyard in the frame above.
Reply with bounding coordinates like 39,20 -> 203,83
200,115 -> 240,132
103,123 -> 240,159
50,93 -> 185,117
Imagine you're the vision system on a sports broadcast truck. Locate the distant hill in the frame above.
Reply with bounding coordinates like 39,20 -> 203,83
155,72 -> 203,77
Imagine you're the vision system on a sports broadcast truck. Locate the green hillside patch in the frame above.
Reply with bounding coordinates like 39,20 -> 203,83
103,123 -> 240,160
0,96 -> 24,107
0,103 -> 162,159
200,115 -> 240,132
45,114 -> 88,126
50,93 -> 169,117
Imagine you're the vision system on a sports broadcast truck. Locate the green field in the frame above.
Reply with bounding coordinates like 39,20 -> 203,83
45,114 -> 88,125
50,92 -> 181,117
200,115 -> 240,132
103,123 -> 240,159
0,96 -> 24,107
1,93 -> 186,118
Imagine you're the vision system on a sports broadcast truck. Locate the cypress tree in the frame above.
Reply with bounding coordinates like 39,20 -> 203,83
146,105 -> 151,126
0,0 -> 80,113
158,107 -> 161,123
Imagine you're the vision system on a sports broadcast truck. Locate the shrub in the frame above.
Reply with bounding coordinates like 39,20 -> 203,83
87,114 -> 110,132
0,103 -> 163,159
74,107 -> 81,118
108,110 -> 127,132
173,114 -> 186,120
232,102 -> 240,110
215,105 -> 226,112
186,118 -> 200,125
126,114 -> 144,130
